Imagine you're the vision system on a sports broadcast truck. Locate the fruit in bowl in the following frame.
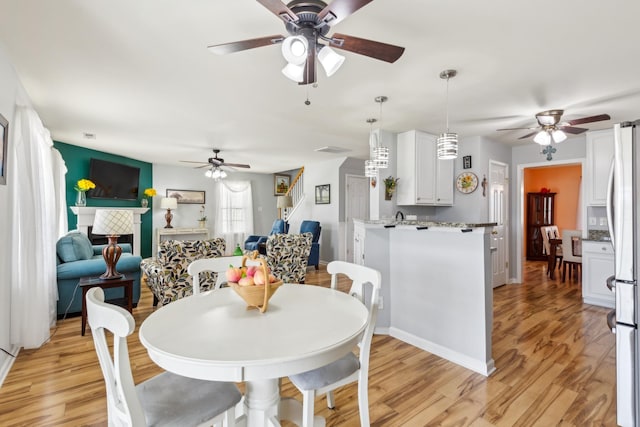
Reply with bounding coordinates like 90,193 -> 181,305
225,264 -> 280,286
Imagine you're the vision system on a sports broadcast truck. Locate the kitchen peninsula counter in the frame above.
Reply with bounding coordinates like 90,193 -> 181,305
354,219 -> 495,376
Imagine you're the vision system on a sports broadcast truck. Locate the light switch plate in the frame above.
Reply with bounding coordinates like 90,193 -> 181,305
600,217 -> 608,226
589,217 -> 597,226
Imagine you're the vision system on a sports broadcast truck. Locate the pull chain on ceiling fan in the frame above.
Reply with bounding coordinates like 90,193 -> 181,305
207,0 -> 405,85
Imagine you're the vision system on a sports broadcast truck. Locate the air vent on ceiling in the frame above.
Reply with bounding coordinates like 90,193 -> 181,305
314,146 -> 350,153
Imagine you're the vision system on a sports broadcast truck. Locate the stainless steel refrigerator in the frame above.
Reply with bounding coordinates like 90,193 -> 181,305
607,120 -> 640,426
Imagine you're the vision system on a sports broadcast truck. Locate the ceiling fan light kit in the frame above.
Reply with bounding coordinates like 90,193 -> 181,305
497,109 -> 611,150
437,69 -> 459,160
208,0 -> 405,85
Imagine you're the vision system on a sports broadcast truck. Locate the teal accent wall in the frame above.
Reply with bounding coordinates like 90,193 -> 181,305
54,141 -> 153,258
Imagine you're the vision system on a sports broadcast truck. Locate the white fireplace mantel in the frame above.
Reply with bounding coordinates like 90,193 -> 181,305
70,207 -> 149,257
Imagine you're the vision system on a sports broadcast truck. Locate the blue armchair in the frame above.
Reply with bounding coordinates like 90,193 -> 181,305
244,219 -> 289,253
300,220 -> 321,270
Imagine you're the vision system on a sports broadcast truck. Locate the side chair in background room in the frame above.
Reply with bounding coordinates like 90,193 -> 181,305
86,287 -> 241,426
288,260 -> 381,427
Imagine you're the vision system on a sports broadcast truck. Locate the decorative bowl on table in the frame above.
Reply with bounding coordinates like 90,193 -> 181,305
227,251 -> 283,313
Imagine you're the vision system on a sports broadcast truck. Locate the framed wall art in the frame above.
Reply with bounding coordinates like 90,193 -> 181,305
166,189 -> 206,204
315,184 -> 330,204
274,174 -> 291,196
0,113 -> 8,185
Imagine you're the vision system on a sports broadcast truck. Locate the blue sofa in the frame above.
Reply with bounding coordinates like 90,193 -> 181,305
300,220 -> 321,270
56,231 -> 142,317
244,219 -> 289,253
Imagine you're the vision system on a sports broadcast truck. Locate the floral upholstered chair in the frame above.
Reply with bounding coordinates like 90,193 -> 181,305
265,233 -> 312,284
140,238 -> 226,306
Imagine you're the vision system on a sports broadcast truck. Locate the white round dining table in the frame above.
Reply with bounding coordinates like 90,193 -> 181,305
139,283 -> 368,427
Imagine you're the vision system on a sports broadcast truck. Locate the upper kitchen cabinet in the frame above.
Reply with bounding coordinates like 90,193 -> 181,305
586,128 -> 614,206
396,130 -> 454,206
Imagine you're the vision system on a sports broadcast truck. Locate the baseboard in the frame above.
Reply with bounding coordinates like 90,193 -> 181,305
0,345 -> 20,388
389,327 -> 495,377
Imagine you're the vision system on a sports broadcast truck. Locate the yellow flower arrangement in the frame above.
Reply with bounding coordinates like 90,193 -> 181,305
143,188 -> 157,198
75,178 -> 95,192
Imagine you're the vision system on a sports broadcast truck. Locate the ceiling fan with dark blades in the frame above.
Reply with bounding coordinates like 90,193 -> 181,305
207,0 -> 405,85
497,109 -> 611,144
181,149 -> 251,169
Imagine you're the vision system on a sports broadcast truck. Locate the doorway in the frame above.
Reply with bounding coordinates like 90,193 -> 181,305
345,174 -> 369,263
515,158 -> 586,283
489,160 -> 509,287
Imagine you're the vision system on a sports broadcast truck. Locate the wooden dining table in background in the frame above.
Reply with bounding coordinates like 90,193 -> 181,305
548,238 -> 563,279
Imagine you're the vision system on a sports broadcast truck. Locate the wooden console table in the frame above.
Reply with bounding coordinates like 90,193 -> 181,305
156,227 -> 209,242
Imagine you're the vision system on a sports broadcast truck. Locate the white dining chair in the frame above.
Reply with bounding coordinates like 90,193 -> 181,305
562,229 -> 583,282
288,260 -> 381,427
86,287 -> 242,426
188,255 -> 244,294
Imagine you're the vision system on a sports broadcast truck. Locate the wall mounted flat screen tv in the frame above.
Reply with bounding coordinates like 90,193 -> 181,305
87,158 -> 140,200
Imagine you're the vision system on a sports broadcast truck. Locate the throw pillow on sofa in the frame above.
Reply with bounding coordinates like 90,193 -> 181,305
56,231 -> 94,262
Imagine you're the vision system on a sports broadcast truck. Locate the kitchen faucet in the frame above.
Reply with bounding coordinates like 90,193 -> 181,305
395,211 -> 405,221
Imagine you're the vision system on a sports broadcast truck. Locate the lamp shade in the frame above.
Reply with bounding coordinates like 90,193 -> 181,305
437,132 -> 459,159
281,35 -> 308,65
318,46 -> 345,77
277,195 -> 293,209
551,129 -> 567,143
533,130 -> 551,145
282,63 -> 305,83
92,210 -> 133,236
160,197 -> 178,210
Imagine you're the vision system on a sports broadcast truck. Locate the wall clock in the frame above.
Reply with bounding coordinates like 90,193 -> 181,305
456,172 -> 479,194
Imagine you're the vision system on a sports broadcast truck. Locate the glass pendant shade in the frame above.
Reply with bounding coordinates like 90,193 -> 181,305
533,130 -> 551,145
281,35 -> 308,65
373,146 -> 389,168
282,63 -> 305,82
318,46 -> 345,77
551,129 -> 567,143
364,160 -> 378,177
437,132 -> 459,159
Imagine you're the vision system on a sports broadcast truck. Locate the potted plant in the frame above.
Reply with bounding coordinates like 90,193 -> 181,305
198,205 -> 207,228
384,176 -> 398,200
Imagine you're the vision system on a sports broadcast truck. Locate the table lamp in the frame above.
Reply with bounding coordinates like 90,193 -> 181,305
160,197 -> 178,228
92,209 -> 133,280
277,195 -> 293,221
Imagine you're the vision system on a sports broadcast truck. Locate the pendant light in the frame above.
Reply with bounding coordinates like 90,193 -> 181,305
372,96 -> 389,168
365,119 -> 378,177
437,69 -> 459,160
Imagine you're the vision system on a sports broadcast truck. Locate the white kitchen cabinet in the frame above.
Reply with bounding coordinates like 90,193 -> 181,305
396,130 -> 453,206
582,240 -> 614,308
585,128 -> 614,206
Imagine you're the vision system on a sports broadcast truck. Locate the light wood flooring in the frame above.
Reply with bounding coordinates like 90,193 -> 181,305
0,260 -> 615,426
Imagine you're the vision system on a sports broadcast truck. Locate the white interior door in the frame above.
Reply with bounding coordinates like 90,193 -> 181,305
490,160 -> 509,288
345,175 -> 369,263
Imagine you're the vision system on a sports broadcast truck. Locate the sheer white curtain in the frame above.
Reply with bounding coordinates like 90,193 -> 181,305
10,106 -> 67,348
214,180 -> 253,252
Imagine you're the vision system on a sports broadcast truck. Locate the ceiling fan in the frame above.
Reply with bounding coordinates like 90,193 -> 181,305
497,109 -> 611,145
207,0 -> 405,85
181,149 -> 251,170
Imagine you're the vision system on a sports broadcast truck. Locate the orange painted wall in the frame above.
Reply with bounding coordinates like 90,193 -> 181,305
524,164 -> 582,253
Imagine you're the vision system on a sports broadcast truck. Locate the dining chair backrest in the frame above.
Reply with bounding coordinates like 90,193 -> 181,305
562,229 -> 583,262
188,255 -> 266,294
327,260 -> 381,371
86,287 -> 147,425
540,225 -> 562,255
188,255 -> 243,294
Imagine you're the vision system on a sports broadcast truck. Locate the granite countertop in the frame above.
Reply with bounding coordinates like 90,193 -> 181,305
584,230 -> 612,242
361,219 -> 498,228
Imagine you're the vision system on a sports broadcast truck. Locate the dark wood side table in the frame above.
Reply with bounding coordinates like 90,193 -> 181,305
80,275 -> 134,336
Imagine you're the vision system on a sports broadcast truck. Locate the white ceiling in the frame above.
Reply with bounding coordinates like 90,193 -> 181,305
1,0 -> 639,173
